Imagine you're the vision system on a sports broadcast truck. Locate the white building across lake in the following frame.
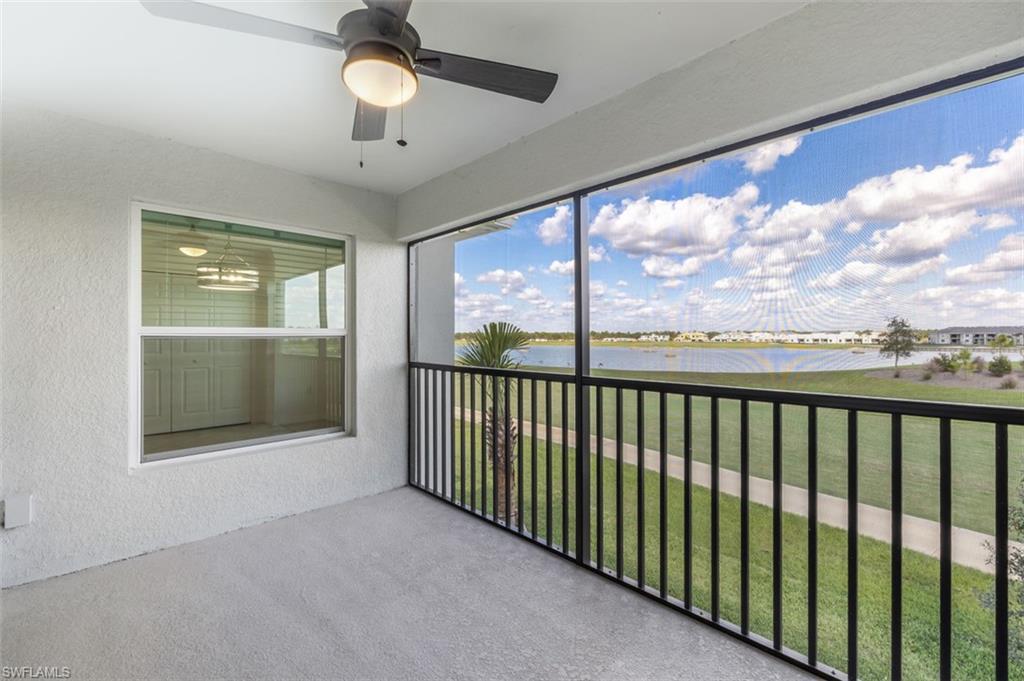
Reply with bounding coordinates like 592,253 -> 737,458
711,330 -> 884,345
928,326 -> 1023,346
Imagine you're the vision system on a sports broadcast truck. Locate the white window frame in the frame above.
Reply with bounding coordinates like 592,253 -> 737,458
129,201 -> 354,469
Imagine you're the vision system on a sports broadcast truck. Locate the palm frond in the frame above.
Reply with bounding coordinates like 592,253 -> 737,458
456,321 -> 530,369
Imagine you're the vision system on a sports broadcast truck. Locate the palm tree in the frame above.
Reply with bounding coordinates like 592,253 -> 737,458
457,322 -> 530,522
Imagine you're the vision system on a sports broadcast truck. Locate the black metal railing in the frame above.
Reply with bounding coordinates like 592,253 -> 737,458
408,361 -> 1022,680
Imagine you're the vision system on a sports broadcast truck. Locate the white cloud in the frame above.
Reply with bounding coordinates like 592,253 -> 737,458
946,232 -> 1024,284
982,213 -> 1016,231
963,288 -> 1024,311
616,280 -> 629,287
640,252 -> 724,279
589,245 -> 610,262
810,261 -> 885,289
739,136 -> 802,174
589,183 -> 760,256
880,255 -> 949,284
660,279 -> 684,289
476,268 -> 526,294
536,205 -> 571,245
454,272 -> 466,294
843,135 -> 1024,223
516,286 -> 545,302
737,134 -> 1024,255
910,286 -> 959,303
857,210 -> 992,262
547,259 -> 574,276
809,254 -> 948,289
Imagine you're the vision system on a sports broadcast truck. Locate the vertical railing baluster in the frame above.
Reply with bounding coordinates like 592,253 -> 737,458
616,387 -> 624,579
637,390 -> 645,589
546,381 -> 553,547
807,405 -> 818,666
504,374 -> 512,527
441,370 -> 448,499
414,368 -> 421,488
772,402 -> 783,648
561,380 -> 569,553
711,396 -> 720,620
531,378 -> 538,539
432,369 -> 439,494
450,370 -> 456,500
684,393 -> 693,609
848,410 -> 859,681
517,377 -> 524,534
481,375 -> 487,515
596,386 -> 605,572
890,413 -> 902,681
659,391 -> 668,599
470,373 -> 477,512
460,372 -> 466,507
405,368 -> 410,486
492,374 -> 499,522
740,399 -> 750,635
996,421 -> 1009,681
939,416 -> 951,681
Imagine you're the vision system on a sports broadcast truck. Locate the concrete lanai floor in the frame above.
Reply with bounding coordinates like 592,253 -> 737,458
2,487 -> 811,680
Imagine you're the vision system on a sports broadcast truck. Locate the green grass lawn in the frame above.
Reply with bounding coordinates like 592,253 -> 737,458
448,369 -> 1023,535
435,422 -> 1020,681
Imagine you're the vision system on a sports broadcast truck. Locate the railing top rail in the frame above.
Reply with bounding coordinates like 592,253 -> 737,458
411,360 -> 574,384
409,361 -> 1024,424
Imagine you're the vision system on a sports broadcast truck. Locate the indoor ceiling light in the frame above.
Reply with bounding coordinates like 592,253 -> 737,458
196,237 -> 259,292
341,42 -> 417,108
177,224 -> 208,258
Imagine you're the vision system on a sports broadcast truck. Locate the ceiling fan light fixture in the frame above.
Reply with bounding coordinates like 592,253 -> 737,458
178,224 -> 208,258
342,42 -> 417,108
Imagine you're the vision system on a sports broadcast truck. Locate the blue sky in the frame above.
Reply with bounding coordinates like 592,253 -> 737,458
453,74 -> 1023,333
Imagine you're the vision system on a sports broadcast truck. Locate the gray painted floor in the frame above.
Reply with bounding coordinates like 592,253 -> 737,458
2,487 -> 811,680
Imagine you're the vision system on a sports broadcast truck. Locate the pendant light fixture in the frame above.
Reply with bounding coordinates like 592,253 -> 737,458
196,236 -> 259,291
178,224 -> 208,258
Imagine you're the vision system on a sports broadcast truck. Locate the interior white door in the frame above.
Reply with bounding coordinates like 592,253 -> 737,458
142,338 -> 171,435
170,338 -> 251,432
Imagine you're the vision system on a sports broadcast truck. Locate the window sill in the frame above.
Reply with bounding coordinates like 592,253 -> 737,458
131,430 -> 351,472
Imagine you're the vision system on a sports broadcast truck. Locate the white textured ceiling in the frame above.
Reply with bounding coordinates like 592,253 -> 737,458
2,1 -> 804,194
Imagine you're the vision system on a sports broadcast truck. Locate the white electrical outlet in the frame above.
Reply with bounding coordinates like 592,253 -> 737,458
3,494 -> 33,528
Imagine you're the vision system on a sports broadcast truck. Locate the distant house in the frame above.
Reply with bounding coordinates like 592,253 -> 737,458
928,326 -> 1024,346
638,333 -> 670,342
673,331 -> 709,343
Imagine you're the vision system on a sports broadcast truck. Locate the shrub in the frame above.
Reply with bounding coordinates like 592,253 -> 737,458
921,370 -> 933,381
990,355 -> 1013,377
1000,377 -> 1019,390
971,356 -> 987,373
893,369 -> 901,378
934,353 -> 957,372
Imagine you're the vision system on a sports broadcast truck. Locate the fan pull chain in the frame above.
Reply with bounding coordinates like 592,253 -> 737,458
359,141 -> 364,169
397,64 -> 408,147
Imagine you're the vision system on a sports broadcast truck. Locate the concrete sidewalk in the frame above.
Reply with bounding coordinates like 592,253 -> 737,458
449,411 -> 1016,574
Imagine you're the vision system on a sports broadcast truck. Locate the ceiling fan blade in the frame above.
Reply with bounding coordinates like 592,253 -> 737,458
140,1 -> 345,52
363,0 -> 413,36
352,100 -> 387,141
414,48 -> 557,103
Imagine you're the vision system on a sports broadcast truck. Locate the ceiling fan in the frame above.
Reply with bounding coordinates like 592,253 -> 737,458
140,0 -> 559,142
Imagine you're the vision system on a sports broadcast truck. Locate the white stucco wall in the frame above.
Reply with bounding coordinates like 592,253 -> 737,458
0,108 -> 405,587
396,1 -> 1024,239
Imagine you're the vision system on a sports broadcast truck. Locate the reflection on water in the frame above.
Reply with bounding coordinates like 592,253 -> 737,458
503,345 -> 997,374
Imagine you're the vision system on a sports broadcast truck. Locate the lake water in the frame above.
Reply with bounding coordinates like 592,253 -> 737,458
509,345 -> 990,374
